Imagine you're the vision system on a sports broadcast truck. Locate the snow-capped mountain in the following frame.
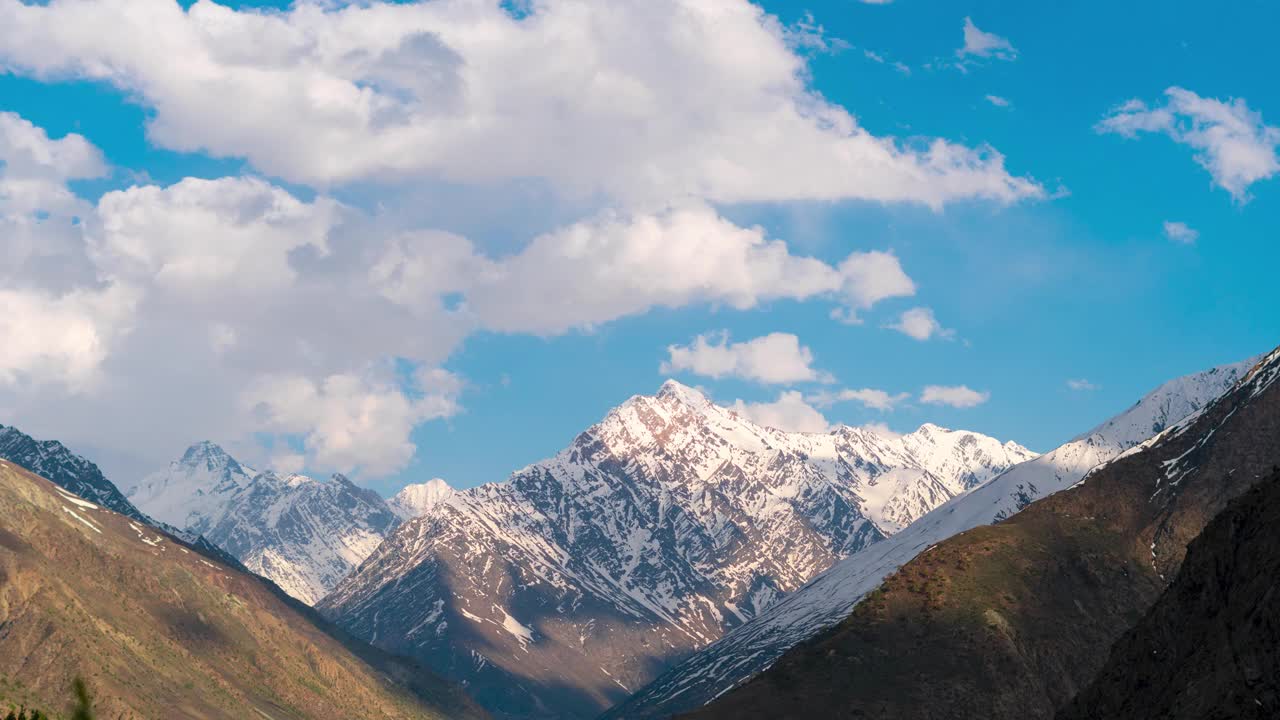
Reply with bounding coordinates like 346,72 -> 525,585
610,355 -> 1258,719
318,380 -> 1035,720
0,423 -> 150,523
389,478 -> 455,520
128,442 -> 400,605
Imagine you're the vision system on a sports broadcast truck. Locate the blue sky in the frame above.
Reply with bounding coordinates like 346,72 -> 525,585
1,0 -> 1276,495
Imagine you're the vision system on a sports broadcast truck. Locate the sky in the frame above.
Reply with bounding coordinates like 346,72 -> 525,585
1,0 -> 1277,496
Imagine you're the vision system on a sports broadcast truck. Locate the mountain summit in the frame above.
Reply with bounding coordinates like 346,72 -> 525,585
319,381 -> 1034,719
128,443 -> 400,605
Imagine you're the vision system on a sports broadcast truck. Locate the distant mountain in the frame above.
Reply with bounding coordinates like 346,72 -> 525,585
612,355 -> 1256,719
0,458 -> 487,720
128,442 -> 400,605
390,478 -> 455,520
319,380 -> 1034,719
1058,467 -> 1280,720
685,347 -> 1280,719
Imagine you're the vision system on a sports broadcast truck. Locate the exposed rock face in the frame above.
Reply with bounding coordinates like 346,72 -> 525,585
128,442 -> 400,605
1058,468 -> 1280,720
612,355 -> 1255,719
319,380 -> 1034,719
685,347 -> 1280,720
0,459 -> 487,720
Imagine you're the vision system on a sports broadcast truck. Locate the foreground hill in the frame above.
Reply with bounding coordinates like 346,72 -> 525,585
614,355 -> 1254,718
0,459 -> 486,720
686,346 -> 1280,719
1058,467 -> 1280,719
320,380 -> 1033,719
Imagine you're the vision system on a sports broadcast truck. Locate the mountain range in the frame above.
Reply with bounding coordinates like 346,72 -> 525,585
317,379 -> 1035,719
682,347 -> 1280,718
125,442 -> 453,605
610,356 -> 1256,718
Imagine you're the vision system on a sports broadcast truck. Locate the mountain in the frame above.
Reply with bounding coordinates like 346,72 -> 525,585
0,424 -> 248,572
127,442 -> 400,605
318,380 -> 1034,719
0,424 -> 151,523
0,458 -> 487,720
1058,467 -> 1280,720
390,478 -> 455,520
684,346 -> 1280,719
611,355 -> 1256,719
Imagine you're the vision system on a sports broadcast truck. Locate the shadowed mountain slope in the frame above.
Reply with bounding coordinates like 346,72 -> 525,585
1057,467 -> 1280,720
685,346 -> 1280,720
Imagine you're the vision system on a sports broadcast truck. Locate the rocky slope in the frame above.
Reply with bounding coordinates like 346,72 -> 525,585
0,424 -> 246,571
611,355 -> 1255,718
0,424 -> 150,523
0,458 -> 486,720
128,442 -> 401,605
319,380 -> 1034,719
1057,467 -> 1280,720
685,346 -> 1280,719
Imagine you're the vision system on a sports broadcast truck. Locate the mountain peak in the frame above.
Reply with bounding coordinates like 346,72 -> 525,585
180,440 -> 236,468
655,378 -> 710,407
389,478 -> 455,520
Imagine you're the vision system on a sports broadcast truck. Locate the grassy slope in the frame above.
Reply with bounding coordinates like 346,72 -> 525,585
0,460 -> 486,720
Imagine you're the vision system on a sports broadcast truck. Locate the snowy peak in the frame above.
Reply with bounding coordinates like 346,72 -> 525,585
320,380 -> 1035,719
130,444 -> 399,605
389,478 -> 455,520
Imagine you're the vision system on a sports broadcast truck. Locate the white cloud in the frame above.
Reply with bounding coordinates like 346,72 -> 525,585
380,203 -> 918,333
1162,220 -> 1199,244
807,387 -> 909,411
828,250 -> 917,324
0,113 -> 925,479
887,306 -> 954,341
958,17 -> 1017,61
1066,378 -> 1099,391
242,367 -> 461,477
0,284 -> 138,391
1097,87 -> 1280,201
859,421 -> 902,438
662,332 -> 829,385
728,391 -> 830,433
919,384 -> 989,408
0,0 -> 1041,208
985,94 -> 1011,108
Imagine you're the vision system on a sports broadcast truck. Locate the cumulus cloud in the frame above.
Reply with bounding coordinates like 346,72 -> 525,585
1162,220 -> 1199,244
0,0 -> 1041,207
242,367 -> 462,477
662,332 -> 829,385
985,94 -> 1011,108
377,203 -> 919,333
919,384 -> 989,408
807,387 -> 909,411
728,391 -> 830,433
1097,87 -> 1280,201
958,17 -> 1018,62
887,306 -> 954,341
1066,378 -> 1099,391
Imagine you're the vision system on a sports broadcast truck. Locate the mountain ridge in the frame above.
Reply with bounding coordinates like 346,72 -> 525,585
612,354 -> 1257,719
319,380 -> 1034,719
684,346 -> 1280,719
